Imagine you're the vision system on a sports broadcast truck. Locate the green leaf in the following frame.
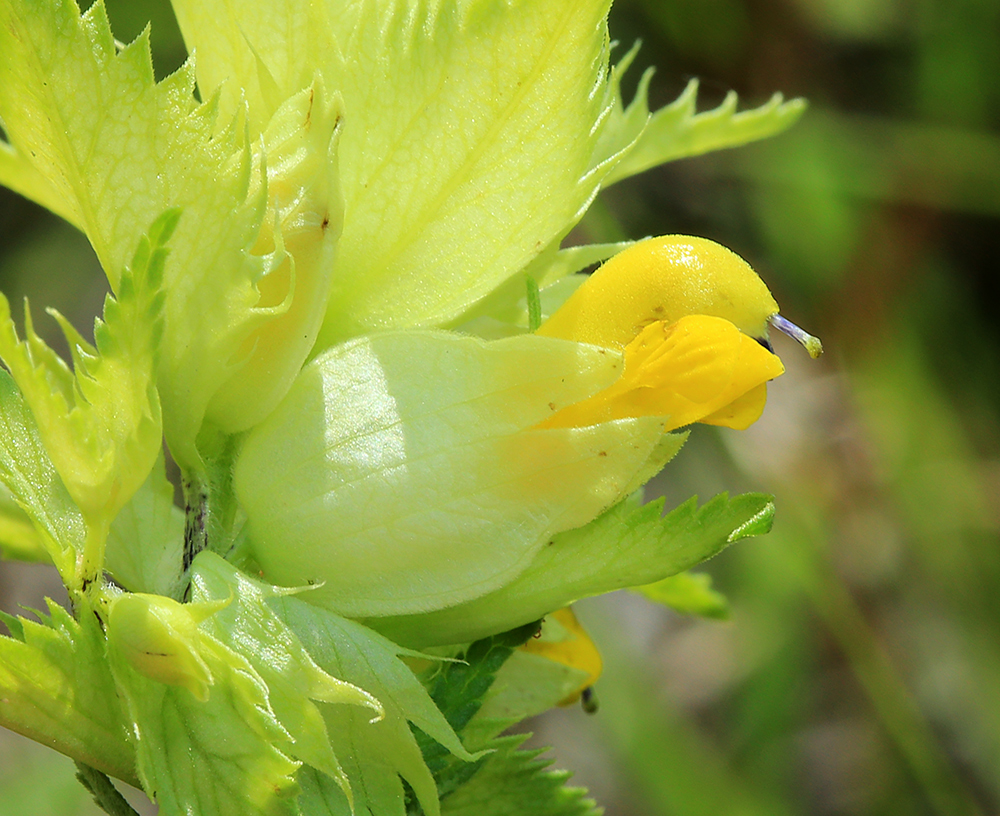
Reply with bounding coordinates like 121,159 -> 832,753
422,624 -> 540,751
0,0 -> 343,464
602,77 -> 807,186
412,623 -> 540,806
634,571 -> 731,619
0,139 -> 82,229
0,368 -> 84,578
372,492 -> 775,648
108,613 -> 302,816
104,453 -> 184,597
439,735 -> 600,816
416,627 -> 535,765
0,484 -> 51,563
273,595 -> 477,816
0,209 -> 170,528
235,330 -> 668,618
313,0 -> 616,342
463,650 -> 591,749
0,600 -> 135,785
189,552 -> 382,804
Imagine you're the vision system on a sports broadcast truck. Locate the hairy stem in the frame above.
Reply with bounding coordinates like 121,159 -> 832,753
75,763 -> 141,816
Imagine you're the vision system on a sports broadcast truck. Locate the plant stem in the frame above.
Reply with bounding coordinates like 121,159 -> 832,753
75,763 -> 141,816
76,518 -> 110,603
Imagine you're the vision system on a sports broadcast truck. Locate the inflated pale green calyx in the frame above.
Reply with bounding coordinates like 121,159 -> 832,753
107,592 -> 228,702
203,80 -> 344,434
234,330 -> 669,618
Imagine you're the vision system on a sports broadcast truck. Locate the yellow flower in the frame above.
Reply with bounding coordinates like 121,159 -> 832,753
537,235 -> 820,431
540,314 -> 784,431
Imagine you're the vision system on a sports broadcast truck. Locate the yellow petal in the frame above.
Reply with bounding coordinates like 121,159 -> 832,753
536,236 -> 779,347
700,382 -> 768,430
539,315 -> 784,432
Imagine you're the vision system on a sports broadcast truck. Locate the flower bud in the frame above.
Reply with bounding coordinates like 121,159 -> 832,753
107,593 -> 227,701
519,608 -> 602,706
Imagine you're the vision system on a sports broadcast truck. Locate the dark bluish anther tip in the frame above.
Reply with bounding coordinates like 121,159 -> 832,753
755,337 -> 774,353
768,314 -> 823,359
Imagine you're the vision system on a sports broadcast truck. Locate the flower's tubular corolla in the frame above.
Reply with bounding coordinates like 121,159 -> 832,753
539,314 -> 784,431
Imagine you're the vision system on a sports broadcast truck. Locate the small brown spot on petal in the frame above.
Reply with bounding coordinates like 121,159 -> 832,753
305,88 -> 315,127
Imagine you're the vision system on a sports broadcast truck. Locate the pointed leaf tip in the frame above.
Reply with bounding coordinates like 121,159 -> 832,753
727,497 -> 775,542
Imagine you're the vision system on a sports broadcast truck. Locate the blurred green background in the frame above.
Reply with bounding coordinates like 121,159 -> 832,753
2,0 -> 998,814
